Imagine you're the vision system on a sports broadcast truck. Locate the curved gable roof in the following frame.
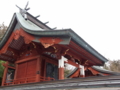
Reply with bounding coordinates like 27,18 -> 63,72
0,12 -> 108,64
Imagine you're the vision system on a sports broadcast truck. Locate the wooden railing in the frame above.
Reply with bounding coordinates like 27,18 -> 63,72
39,76 -> 55,81
3,76 -> 55,86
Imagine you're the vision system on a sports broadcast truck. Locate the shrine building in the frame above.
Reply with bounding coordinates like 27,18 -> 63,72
0,4 -> 117,86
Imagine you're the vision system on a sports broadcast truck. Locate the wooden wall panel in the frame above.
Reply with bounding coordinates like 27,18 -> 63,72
16,62 -> 27,79
26,59 -> 37,77
16,59 -> 37,79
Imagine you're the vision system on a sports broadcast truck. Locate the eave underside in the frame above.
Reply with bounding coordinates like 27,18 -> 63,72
0,31 -> 104,66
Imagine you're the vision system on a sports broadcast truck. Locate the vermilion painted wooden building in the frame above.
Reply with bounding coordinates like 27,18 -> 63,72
0,4 -> 113,86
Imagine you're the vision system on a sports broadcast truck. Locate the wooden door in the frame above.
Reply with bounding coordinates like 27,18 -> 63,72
16,59 -> 37,79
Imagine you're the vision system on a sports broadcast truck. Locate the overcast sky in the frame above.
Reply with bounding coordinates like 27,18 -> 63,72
0,0 -> 120,60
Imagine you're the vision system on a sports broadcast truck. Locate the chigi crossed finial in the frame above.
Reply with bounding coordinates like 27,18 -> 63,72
16,2 -> 56,29
16,1 -> 30,20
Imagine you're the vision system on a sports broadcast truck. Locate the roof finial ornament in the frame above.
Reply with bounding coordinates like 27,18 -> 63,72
52,27 -> 57,30
44,21 -> 49,24
35,15 -> 40,18
16,1 -> 30,20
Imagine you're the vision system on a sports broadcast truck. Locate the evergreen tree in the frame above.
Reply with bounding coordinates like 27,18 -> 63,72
0,61 -> 5,85
0,23 -> 7,85
0,22 -> 7,40
103,60 -> 120,72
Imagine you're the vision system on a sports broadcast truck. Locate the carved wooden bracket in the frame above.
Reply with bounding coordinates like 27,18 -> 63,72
14,28 -> 35,44
39,37 -> 62,48
52,45 -> 66,59
14,30 -> 20,40
64,49 -> 69,55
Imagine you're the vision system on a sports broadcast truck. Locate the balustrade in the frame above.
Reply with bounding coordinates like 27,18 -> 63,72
3,76 -> 55,86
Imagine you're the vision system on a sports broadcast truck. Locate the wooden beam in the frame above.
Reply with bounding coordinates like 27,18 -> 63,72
0,57 -> 13,62
60,45 -> 98,66
1,54 -> 14,59
42,47 -> 56,53
52,45 -> 93,66
65,60 -> 79,68
2,63 -> 15,69
42,56 -> 58,66
15,55 -> 40,64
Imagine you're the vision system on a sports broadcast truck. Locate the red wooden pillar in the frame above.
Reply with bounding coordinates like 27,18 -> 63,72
36,57 -> 41,82
14,64 -> 18,80
2,62 -> 9,86
59,67 -> 64,80
43,60 -> 46,81
79,65 -> 85,77
58,56 -> 67,80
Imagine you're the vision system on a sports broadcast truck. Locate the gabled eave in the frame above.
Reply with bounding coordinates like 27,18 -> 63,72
22,28 -> 108,63
0,13 -> 17,49
0,12 -> 108,64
